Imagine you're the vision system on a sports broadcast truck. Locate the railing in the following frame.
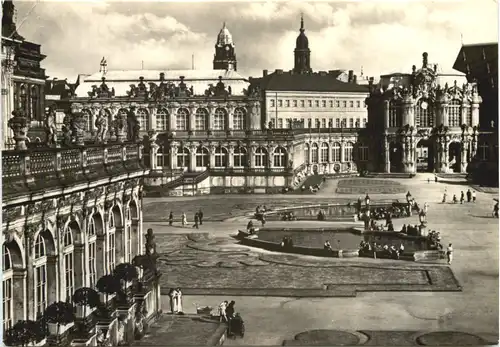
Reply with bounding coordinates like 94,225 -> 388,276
2,142 -> 143,180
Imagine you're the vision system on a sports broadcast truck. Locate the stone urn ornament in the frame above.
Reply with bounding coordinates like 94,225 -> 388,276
8,110 -> 29,150
72,111 -> 87,146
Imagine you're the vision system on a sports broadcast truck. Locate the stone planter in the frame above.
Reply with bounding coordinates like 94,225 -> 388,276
75,304 -> 95,319
47,321 -> 74,335
5,338 -> 47,347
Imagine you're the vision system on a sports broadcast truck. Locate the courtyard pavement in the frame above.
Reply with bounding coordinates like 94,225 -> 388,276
142,174 -> 499,346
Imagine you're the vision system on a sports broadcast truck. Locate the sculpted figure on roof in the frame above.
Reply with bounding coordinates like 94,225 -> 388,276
95,109 -> 109,144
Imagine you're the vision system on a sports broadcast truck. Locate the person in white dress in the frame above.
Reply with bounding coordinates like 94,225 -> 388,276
168,288 -> 176,313
175,288 -> 183,313
219,301 -> 228,322
182,213 -> 187,227
447,243 -> 453,265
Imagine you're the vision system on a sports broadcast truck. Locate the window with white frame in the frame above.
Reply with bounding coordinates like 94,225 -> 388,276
277,118 -> 283,129
322,100 -> 326,107
343,100 -> 347,108
329,100 -> 334,108
107,212 -> 116,274
214,147 -> 228,167
356,100 -> 361,108
448,100 -> 461,127
315,100 -> 320,107
63,227 -> 74,302
195,108 -> 208,131
335,100 -> 340,108
363,118 -> 367,127
332,142 -> 341,162
255,147 -> 267,167
335,119 -> 340,128
344,142 -> 354,161
270,99 -> 275,107
355,119 -> 360,128
321,119 -> 326,128
88,218 -> 97,288
305,144 -> 310,164
293,100 -> 297,107
278,100 -> 283,107
234,147 -> 247,167
308,100 -> 312,107
176,108 -> 189,130
320,142 -> 329,163
156,146 -> 168,168
156,108 -> 169,131
287,119 -> 292,128
359,144 -> 369,161
273,147 -> 287,167
3,245 -> 13,333
311,143 -> 319,163
414,99 -> 433,127
214,109 -> 226,130
177,147 -> 189,168
315,119 -> 320,128
196,147 -> 209,168
233,108 -> 245,130
34,234 -> 47,317
285,100 -> 290,107
349,118 -> 354,128
136,108 -> 149,131
300,100 -> 305,107
389,101 -> 401,127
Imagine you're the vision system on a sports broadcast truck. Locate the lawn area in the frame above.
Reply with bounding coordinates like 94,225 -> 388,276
336,178 -> 407,195
143,196 -> 352,222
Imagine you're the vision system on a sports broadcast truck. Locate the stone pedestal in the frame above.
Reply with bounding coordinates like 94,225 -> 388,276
419,223 -> 428,237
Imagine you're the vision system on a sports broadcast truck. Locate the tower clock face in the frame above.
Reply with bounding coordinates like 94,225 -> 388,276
225,46 -> 230,51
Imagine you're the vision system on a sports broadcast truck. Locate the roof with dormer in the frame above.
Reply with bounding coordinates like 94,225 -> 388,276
216,22 -> 234,47
73,69 -> 250,97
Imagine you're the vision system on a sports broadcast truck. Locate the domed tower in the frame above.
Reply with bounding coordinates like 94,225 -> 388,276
213,22 -> 237,71
293,14 -> 312,74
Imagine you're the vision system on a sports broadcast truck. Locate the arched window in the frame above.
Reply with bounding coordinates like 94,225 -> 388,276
305,144 -> 310,164
255,147 -> 268,167
344,142 -> 354,161
389,101 -> 402,127
34,234 -> 47,317
107,211 -> 116,274
30,85 -> 39,120
195,108 -> 208,131
311,143 -> 319,163
214,108 -> 226,130
82,109 -> 93,132
448,100 -> 461,127
88,217 -> 97,288
359,143 -> 369,161
176,108 -> 189,131
63,227 -> 74,302
156,108 -> 169,131
196,147 -> 209,168
273,147 -> 287,167
315,119 -> 320,128
233,147 -> 247,167
177,147 -> 190,168
479,142 -> 489,161
156,145 -> 169,169
214,147 -> 228,168
3,244 -> 13,332
136,108 -> 149,131
415,99 -> 434,128
320,142 -> 329,163
233,108 -> 246,130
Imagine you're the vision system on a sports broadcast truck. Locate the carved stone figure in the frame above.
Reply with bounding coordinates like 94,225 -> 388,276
114,112 -> 127,143
95,109 -> 109,143
72,111 -> 87,146
61,112 -> 73,146
147,129 -> 158,144
145,228 -> 156,256
45,107 -> 58,146
127,108 -> 140,142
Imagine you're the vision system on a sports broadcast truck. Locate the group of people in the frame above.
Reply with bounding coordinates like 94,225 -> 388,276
280,211 -> 297,221
168,288 -> 184,314
281,236 -> 294,248
359,241 -> 405,260
168,210 -> 204,228
442,189 -> 476,204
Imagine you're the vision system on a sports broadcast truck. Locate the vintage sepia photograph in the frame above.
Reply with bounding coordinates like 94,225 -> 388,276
1,0 -> 498,346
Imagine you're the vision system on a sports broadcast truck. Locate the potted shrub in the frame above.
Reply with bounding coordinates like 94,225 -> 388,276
3,320 -> 46,347
72,287 -> 100,319
96,274 -> 120,305
113,263 -> 139,289
44,302 -> 75,336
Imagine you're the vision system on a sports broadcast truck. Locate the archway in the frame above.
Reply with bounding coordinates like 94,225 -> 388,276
3,239 -> 25,329
389,142 -> 403,172
448,142 -> 461,173
416,139 -> 434,172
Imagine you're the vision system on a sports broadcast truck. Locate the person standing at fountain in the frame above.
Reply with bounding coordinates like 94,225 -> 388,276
446,243 -> 453,265
365,194 -> 370,206
169,288 -> 176,313
466,189 -> 472,203
175,288 -> 183,313
169,211 -> 174,226
460,191 -> 465,204
182,212 -> 188,227
472,191 -> 477,202
442,189 -> 447,203
198,209 -> 204,225
193,212 -> 199,229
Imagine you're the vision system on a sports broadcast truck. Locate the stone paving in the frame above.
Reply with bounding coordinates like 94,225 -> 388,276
143,173 -> 499,346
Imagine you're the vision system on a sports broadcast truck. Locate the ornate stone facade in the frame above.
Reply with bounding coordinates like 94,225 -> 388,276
363,52 -> 492,174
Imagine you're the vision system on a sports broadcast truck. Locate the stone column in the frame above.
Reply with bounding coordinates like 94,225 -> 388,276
249,145 -> 256,168
207,104 -> 215,132
74,244 -> 85,290
340,142 -> 345,162
150,143 -> 159,170
460,137 -> 469,173
209,145 -> 216,168
384,136 -> 390,173
401,95 -> 414,127
12,270 -> 27,321
461,102 -> 468,126
383,100 -> 390,128
189,145 -> 196,171
228,145 -> 235,168
471,93 -> 481,127
24,235 -> 35,319
149,107 -> 156,130
227,104 -> 234,133
188,105 -> 196,133
46,255 -> 59,304
168,107 -> 177,132
170,145 -> 178,170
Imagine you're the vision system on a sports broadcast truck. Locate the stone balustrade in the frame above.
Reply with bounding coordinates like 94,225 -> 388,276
2,142 -> 144,182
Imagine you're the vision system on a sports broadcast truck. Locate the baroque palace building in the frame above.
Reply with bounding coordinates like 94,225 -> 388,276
1,1 -> 161,346
362,52 -> 494,174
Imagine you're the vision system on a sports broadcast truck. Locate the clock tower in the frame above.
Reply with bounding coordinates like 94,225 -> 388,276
213,22 -> 237,71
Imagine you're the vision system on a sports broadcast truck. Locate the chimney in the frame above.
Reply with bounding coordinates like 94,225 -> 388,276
328,70 -> 335,75
319,71 -> 327,76
275,69 -> 283,75
348,70 -> 354,83
263,69 -> 268,77
353,75 -> 357,84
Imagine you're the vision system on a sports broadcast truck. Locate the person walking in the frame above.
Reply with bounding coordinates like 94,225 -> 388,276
181,212 -> 187,227
446,243 -> 453,265
493,202 -> 499,218
460,191 -> 465,204
466,189 -> 472,203
169,211 -> 174,226
472,190 -> 476,202
198,209 -> 204,225
193,213 -> 199,229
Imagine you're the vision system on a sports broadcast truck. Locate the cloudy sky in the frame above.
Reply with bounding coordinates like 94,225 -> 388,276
12,0 -> 498,81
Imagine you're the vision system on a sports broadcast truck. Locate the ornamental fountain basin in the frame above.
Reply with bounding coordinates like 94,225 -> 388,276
239,227 -> 445,261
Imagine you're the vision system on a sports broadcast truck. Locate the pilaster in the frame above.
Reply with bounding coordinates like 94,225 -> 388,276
228,145 -> 235,168
401,96 -> 414,127
209,144 -> 216,168
188,105 -> 196,132
170,145 -> 178,170
383,100 -> 390,128
189,144 -> 197,171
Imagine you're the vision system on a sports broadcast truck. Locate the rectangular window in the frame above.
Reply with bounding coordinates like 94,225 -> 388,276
315,100 -> 320,107
108,233 -> 116,274
270,99 -> 275,107
88,241 -> 97,288
277,118 -> 283,128
300,100 -> 305,107
3,278 -> 12,333
349,118 -> 354,128
176,114 -> 187,131
320,146 -> 328,163
356,100 -> 361,108
293,100 -> 297,107
335,119 -> 340,128
335,100 -> 340,108
329,100 -> 333,107
195,114 -> 205,131
321,119 -> 326,128
233,114 -> 244,130
343,101 -> 347,108
363,118 -> 367,127
35,265 -> 47,317
287,119 -> 292,128
308,100 -> 312,107
278,100 -> 283,107
213,115 -> 224,130
349,100 -> 354,108
286,100 -> 290,107
322,100 -> 326,107
64,253 -> 74,302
